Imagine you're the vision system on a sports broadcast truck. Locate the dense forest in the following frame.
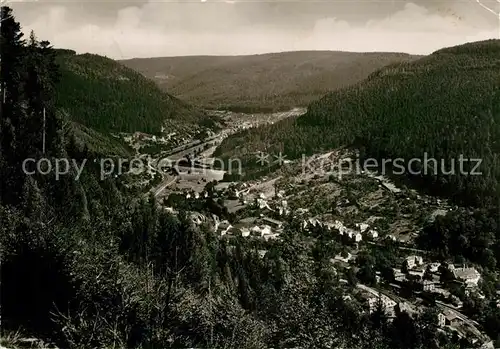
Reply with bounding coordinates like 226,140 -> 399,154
0,7 -> 474,349
54,49 -> 218,136
214,40 -> 500,208
122,51 -> 419,112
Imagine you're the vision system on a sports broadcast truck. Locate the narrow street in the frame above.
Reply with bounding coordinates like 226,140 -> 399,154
153,176 -> 178,197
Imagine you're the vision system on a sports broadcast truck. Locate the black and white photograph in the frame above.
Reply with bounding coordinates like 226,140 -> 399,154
1,0 -> 500,348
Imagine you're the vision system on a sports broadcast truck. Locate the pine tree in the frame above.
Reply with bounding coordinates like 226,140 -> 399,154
21,176 -> 46,222
369,295 -> 389,335
23,30 -> 62,158
0,9 -> 62,206
0,6 -> 25,205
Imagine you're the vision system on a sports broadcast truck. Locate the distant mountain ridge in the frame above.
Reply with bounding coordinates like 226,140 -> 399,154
121,51 -> 421,112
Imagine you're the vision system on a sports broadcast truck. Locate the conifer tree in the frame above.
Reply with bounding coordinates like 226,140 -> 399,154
0,6 -> 25,205
21,176 -> 46,222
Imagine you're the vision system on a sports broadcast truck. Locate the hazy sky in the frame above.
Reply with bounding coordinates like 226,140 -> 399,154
8,0 -> 500,58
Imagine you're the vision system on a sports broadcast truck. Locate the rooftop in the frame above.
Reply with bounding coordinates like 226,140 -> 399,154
453,267 -> 481,280
262,217 -> 283,226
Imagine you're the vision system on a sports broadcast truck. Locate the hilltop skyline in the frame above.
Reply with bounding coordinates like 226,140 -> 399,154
9,0 -> 500,58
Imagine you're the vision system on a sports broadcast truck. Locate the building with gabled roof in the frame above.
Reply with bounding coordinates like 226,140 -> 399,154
450,265 -> 481,287
355,223 -> 369,233
262,217 -> 283,229
405,255 -> 424,269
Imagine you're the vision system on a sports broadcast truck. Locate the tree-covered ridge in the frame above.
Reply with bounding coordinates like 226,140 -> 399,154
214,40 -> 500,207
121,51 -> 420,112
68,120 -> 132,157
55,50 -> 218,135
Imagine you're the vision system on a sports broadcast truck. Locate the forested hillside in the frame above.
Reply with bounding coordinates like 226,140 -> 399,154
214,40 -> 500,207
121,51 -> 420,112
1,7 -> 470,349
55,49 -> 218,136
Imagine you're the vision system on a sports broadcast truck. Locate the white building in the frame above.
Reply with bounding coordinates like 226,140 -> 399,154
263,233 -> 280,241
164,207 -> 176,213
240,228 -> 250,237
324,222 -> 335,231
250,226 -> 262,237
451,266 -> 481,287
334,253 -> 353,263
409,270 -> 425,279
333,220 -> 345,231
356,223 -> 370,233
278,200 -> 289,216
346,229 -> 362,242
423,280 -> 436,292
279,207 -> 290,216
335,252 -> 352,263
393,268 -> 406,282
366,229 -> 379,239
480,341 -> 495,349
429,262 -> 441,273
256,198 -> 272,210
260,225 -> 272,236
212,215 -> 220,232
438,313 -> 446,328
302,220 -> 308,230
405,256 -> 424,269
296,208 -> 309,215
308,218 -> 322,228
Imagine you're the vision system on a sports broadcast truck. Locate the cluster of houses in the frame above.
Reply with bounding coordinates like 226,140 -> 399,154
450,265 -> 482,288
159,155 -> 496,346
355,282 -> 489,345
186,191 -> 209,200
254,192 -> 290,216
189,213 -> 284,242
184,182 -> 385,246
333,250 -> 490,344
300,218 -> 379,243
397,255 -> 483,290
126,131 -> 180,144
218,220 -> 282,241
385,256 -> 484,310
171,177 -> 495,346
218,184 -> 382,246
